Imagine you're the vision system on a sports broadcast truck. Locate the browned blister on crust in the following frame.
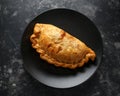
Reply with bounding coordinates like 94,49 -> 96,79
30,23 -> 96,69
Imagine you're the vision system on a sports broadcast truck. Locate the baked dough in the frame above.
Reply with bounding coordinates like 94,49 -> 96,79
30,23 -> 96,69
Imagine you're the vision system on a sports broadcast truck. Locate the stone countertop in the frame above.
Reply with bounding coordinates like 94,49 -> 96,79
0,0 -> 120,96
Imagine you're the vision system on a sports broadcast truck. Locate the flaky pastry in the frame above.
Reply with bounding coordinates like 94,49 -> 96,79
30,23 -> 96,69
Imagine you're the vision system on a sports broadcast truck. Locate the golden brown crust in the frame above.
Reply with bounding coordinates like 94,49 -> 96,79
30,23 -> 96,69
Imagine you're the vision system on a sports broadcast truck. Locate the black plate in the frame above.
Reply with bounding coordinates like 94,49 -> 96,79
21,8 -> 103,88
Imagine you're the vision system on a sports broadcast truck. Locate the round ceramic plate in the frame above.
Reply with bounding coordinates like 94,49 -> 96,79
21,8 -> 103,88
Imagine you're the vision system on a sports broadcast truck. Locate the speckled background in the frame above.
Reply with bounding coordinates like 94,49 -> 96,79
0,0 -> 120,96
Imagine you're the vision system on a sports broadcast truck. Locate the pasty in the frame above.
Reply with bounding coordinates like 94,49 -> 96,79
30,23 -> 96,69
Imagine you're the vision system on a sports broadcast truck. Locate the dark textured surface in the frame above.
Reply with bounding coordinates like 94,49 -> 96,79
0,0 -> 120,96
